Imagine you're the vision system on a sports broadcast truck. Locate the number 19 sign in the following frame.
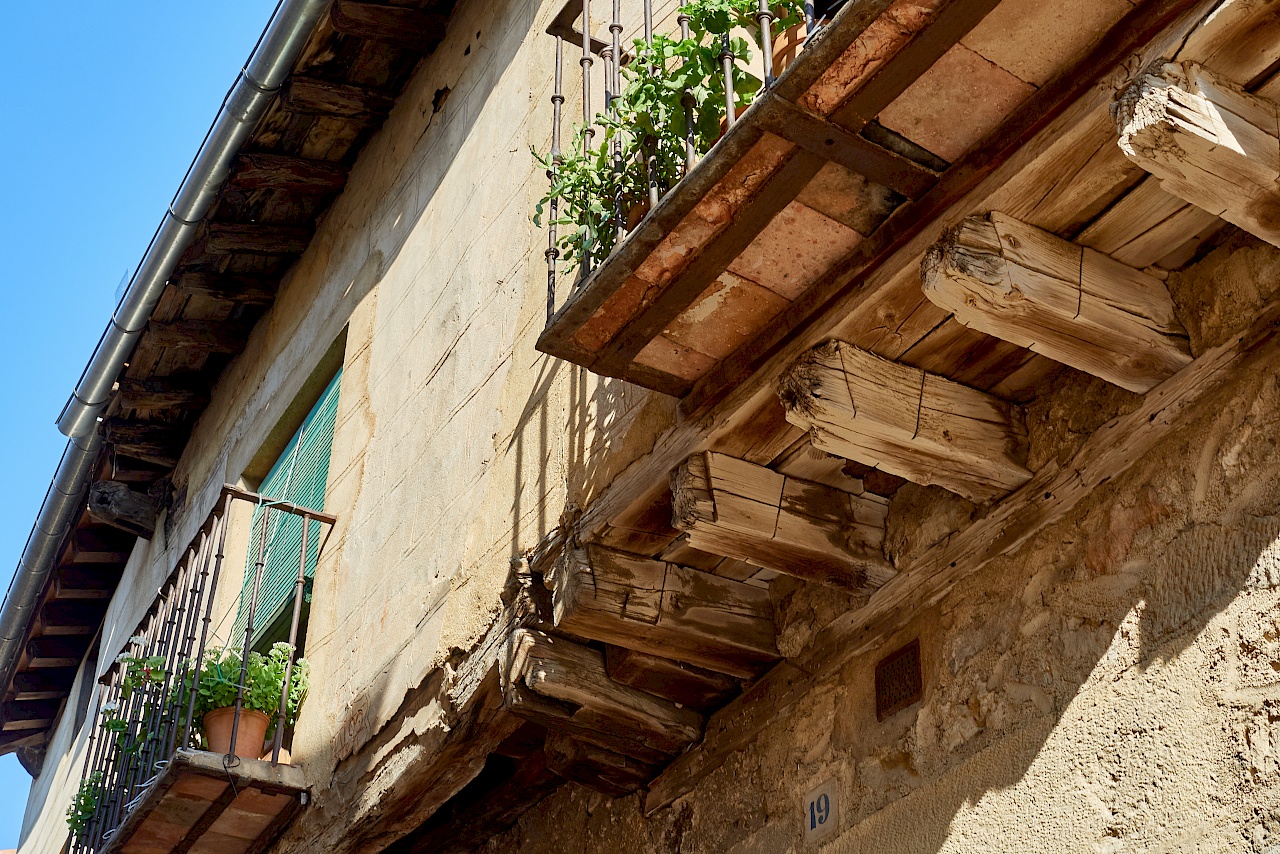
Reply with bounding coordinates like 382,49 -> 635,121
803,779 -> 839,844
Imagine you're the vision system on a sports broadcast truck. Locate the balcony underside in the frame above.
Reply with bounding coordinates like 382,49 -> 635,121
536,0 -> 1228,413
102,750 -> 306,854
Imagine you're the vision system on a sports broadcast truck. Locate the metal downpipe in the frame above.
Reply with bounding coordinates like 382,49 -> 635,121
0,0 -> 332,717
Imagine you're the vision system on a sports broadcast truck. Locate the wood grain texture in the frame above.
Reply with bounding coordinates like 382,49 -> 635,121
548,545 -> 778,679
778,341 -> 1031,501
921,211 -> 1191,391
1117,62 -> 1280,246
671,452 -> 893,592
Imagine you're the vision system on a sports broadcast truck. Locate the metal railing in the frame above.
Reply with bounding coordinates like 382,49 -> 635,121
71,486 -> 335,854
541,0 -> 820,323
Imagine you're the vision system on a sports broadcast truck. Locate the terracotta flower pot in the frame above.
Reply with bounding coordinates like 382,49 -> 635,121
771,22 -> 807,76
203,707 -> 271,759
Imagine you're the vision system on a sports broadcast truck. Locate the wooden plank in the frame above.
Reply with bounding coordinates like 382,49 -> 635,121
921,211 -> 1192,391
38,603 -> 106,637
1117,62 -> 1280,246
87,481 -> 158,538
330,1 -> 449,51
547,545 -> 778,679
756,95 -> 939,199
779,342 -> 1030,501
64,526 -> 134,564
12,670 -> 77,701
118,376 -> 213,410
280,76 -> 395,121
229,152 -> 349,193
645,293 -> 1280,817
682,0 -> 1217,419
0,701 -> 60,731
24,638 -> 89,669
502,629 -> 704,764
605,646 -> 739,712
671,452 -> 894,591
171,784 -> 239,854
53,564 -> 123,600
146,319 -> 253,352
543,732 -> 654,797
204,223 -> 313,256
592,150 -> 829,377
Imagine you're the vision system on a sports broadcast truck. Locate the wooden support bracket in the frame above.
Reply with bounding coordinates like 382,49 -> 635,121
87,481 -> 158,539
547,544 -> 778,679
1117,62 -> 1280,247
921,212 -> 1192,392
330,1 -> 449,51
778,342 -> 1031,502
670,452 -> 894,592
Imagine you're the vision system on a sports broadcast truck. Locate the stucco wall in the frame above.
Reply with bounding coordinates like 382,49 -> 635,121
476,237 -> 1280,852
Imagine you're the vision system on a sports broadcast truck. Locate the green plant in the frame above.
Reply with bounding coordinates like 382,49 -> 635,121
534,0 -> 802,274
175,643 -> 310,739
66,771 -> 105,841
99,637 -> 169,753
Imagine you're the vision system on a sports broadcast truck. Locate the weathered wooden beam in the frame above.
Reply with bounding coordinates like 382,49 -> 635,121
146,319 -> 253,352
502,628 -> 704,765
0,701 -> 60,731
204,223 -> 313,256
671,452 -> 894,591
64,525 -> 134,564
605,646 -> 739,712
1117,62 -> 1280,247
102,419 -> 183,468
53,564 -> 122,600
542,732 -> 655,797
330,1 -> 449,51
25,638 -> 89,669
547,545 -> 777,679
280,76 -> 396,121
38,602 -> 106,636
117,376 -> 212,410
12,670 -> 77,701
921,212 -> 1192,392
229,152 -> 349,193
778,342 -> 1031,502
87,481 -> 158,538
756,95 -> 939,199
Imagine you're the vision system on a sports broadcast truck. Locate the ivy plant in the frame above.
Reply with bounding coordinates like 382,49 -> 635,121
535,0 -> 803,275
66,770 -> 104,842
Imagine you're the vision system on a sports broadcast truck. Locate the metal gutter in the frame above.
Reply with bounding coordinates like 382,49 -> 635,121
0,0 -> 333,720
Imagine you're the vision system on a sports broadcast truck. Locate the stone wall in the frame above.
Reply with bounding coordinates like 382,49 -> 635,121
477,237 -> 1280,852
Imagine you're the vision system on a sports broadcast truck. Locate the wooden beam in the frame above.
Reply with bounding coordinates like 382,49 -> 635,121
778,342 -> 1031,502
64,525 -> 134,564
547,545 -> 778,679
102,419 -> 183,468
1117,62 -> 1280,247
53,564 -> 123,600
605,646 -> 739,712
118,376 -> 212,410
204,223 -> 313,256
921,212 -> 1192,392
330,1 -> 449,51
11,670 -> 77,701
1,701 -> 60,731
25,638 -> 89,669
229,152 -> 349,193
280,76 -> 396,121
645,293 -> 1280,816
543,732 -> 655,797
38,602 -> 106,637
146,319 -> 253,352
502,628 -> 704,765
756,94 -> 939,199
87,481 -> 158,538
671,452 -> 894,591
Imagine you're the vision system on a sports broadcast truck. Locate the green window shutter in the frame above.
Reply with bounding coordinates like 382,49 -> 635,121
233,370 -> 341,649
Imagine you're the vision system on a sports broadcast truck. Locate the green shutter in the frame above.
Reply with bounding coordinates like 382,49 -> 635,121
233,370 -> 341,649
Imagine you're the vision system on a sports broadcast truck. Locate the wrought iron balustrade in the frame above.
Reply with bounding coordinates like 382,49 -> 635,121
71,486 -> 335,854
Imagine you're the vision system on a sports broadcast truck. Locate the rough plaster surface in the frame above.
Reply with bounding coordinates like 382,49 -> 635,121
479,237 -> 1280,852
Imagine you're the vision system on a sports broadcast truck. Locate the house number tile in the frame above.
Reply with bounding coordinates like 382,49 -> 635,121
803,778 -> 839,844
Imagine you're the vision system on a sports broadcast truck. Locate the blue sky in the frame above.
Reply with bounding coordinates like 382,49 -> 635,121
0,3 -> 277,847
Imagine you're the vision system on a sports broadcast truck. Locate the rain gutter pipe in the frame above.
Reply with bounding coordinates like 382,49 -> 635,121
1,0 -> 332,707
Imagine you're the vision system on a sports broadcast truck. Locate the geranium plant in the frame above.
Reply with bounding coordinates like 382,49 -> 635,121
66,770 -> 104,842
535,0 -> 803,274
174,643 -> 310,739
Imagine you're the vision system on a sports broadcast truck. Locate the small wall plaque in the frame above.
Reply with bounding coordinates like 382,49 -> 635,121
875,638 -> 922,721
803,778 -> 839,844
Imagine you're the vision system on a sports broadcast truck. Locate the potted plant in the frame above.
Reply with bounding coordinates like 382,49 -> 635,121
176,643 -> 310,759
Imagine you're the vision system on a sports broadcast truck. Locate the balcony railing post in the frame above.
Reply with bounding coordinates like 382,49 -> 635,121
580,0 -> 595,276
229,502 -> 273,759
546,35 -> 564,323
642,0 -> 659,209
610,0 -> 624,241
756,0 -> 776,87
679,13 -> 695,174
183,493 -> 231,750
270,514 -> 310,765
720,33 -> 737,127
805,2 -> 816,33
